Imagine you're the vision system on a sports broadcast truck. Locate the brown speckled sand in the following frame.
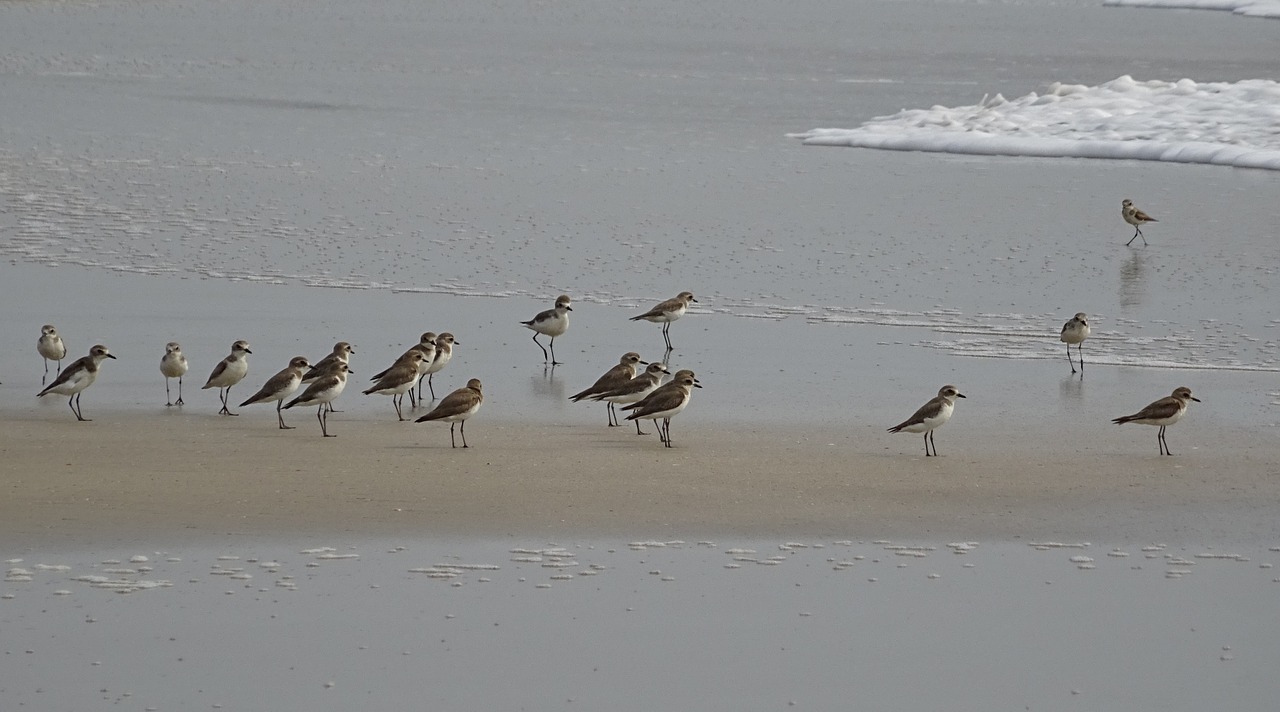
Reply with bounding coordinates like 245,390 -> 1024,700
3,411 -> 1278,550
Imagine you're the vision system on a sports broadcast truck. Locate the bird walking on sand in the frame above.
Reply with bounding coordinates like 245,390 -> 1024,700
622,369 -> 701,447
416,378 -> 484,448
160,342 -> 189,406
371,332 -> 436,408
1112,386 -> 1200,456
569,352 -> 647,426
364,350 -> 427,421
590,361 -> 670,434
37,325 -> 67,385
630,292 -> 697,351
887,385 -> 966,457
284,363 -> 350,437
1122,199 -> 1157,247
420,333 -> 457,401
240,356 -> 312,429
521,295 -> 572,365
37,344 -> 116,421
1060,313 -> 1091,374
203,340 -> 252,415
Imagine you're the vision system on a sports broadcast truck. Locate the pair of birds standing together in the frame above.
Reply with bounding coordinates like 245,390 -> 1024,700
519,291 -> 698,364
568,352 -> 703,447
885,383 -> 1199,457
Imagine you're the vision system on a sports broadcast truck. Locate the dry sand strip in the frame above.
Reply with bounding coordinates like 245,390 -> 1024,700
2,411 -> 1279,549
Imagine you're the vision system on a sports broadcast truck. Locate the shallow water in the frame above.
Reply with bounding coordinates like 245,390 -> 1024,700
1,0 -> 1278,376
4,537 -> 1279,711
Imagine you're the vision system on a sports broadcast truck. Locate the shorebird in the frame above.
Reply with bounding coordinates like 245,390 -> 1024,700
1112,386 -> 1200,456
622,369 -> 701,447
630,291 -> 697,351
363,350 -> 427,421
887,385 -> 966,457
202,340 -> 252,416
37,324 -> 67,385
37,344 -> 116,421
589,361 -> 670,434
370,332 -> 436,408
240,356 -> 312,429
160,342 -> 189,406
569,351 -> 646,426
1122,199 -> 1157,246
1059,313 -> 1091,374
303,342 -> 354,383
520,295 -> 572,365
284,362 -> 350,437
415,377 -> 484,448
420,333 -> 457,401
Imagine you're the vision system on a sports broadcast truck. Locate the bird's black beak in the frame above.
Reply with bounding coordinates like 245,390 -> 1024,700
956,393 -> 966,398
1191,397 -> 1201,402
107,354 -> 118,359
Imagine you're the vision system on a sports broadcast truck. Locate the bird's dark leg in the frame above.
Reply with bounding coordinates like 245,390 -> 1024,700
428,374 -> 437,400
277,400 -> 293,429
634,418 -> 648,435
176,376 -> 184,405
166,378 -> 173,407
393,393 -> 404,421
1159,426 -> 1171,456
662,323 -> 673,350
532,332 -> 547,363
607,402 -> 617,427
1066,344 -> 1076,374
448,422 -> 457,448
549,337 -> 561,366
69,393 -> 85,421
460,420 -> 468,448
1078,344 -> 1085,373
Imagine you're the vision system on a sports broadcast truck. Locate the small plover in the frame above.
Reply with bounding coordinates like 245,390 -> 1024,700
160,342 -> 189,406
37,344 -> 116,421
520,295 -> 572,365
1122,199 -> 1157,247
37,324 -> 67,385
420,333 -> 457,401
363,350 -> 428,421
370,332 -> 437,408
303,342 -> 354,383
1112,386 -> 1200,456
415,377 -> 484,448
202,340 -> 252,416
1059,313 -> 1091,374
240,356 -> 312,429
630,291 -> 697,351
284,362 -> 350,437
887,385 -> 966,457
590,361 -> 670,434
570,352 -> 647,426
621,369 -> 702,448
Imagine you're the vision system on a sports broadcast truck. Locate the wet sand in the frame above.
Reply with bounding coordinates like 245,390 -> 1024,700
4,407 -> 1278,550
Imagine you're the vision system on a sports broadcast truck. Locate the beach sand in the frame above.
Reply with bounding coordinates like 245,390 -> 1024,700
5,408 -> 1278,550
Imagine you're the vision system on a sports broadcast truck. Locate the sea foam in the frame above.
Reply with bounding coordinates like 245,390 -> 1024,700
1103,0 -> 1280,18
790,76 -> 1280,170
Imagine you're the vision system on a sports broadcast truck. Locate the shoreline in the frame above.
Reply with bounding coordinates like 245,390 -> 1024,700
3,409 -> 1278,551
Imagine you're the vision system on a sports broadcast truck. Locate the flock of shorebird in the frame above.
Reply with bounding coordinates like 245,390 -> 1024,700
31,291 -> 705,449
28,200 -> 1197,454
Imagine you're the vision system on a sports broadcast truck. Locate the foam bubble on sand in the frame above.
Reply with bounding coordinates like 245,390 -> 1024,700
1104,0 -> 1280,18
790,76 -> 1280,171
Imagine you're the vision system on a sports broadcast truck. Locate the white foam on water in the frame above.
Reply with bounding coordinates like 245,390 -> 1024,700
791,76 -> 1280,171
1104,0 -> 1280,18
